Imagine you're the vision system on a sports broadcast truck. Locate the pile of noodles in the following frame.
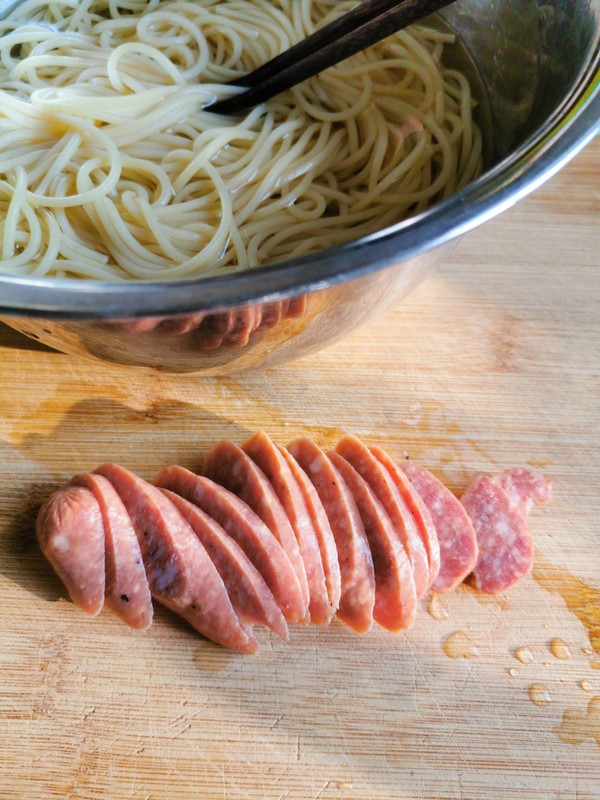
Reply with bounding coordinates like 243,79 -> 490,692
0,0 -> 482,281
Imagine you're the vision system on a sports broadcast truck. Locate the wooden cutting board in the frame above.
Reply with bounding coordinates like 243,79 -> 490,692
0,138 -> 599,800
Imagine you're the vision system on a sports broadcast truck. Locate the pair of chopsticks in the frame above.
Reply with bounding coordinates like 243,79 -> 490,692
209,0 -> 458,115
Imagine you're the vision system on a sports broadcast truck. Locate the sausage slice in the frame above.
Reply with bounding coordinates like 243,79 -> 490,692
328,451 -> 417,632
371,447 -> 440,589
202,439 -> 309,618
162,490 -> 288,640
96,464 -> 257,654
461,475 -> 533,595
402,462 -> 478,594
278,445 -> 341,613
72,473 -> 153,630
288,438 -> 375,633
155,465 -> 303,625
335,435 -> 429,598
36,486 -> 105,617
242,431 -> 334,625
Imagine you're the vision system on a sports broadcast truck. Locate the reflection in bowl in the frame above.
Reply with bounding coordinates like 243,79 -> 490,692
109,296 -> 309,350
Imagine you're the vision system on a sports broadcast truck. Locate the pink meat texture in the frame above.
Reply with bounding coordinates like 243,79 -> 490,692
72,473 -> 153,630
155,465 -> 305,626
242,431 -> 334,625
36,436 -> 551,652
327,450 -> 417,632
287,438 -> 375,634
202,439 -> 309,617
401,462 -> 478,594
461,475 -> 535,595
335,435 -> 429,599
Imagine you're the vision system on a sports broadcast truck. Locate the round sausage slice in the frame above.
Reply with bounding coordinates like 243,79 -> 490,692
335,435 -> 429,599
96,464 -> 257,654
461,475 -> 533,595
162,490 -> 288,640
202,439 -> 309,619
72,473 -> 153,630
288,438 -> 375,633
328,451 -> 417,632
242,431 -> 334,625
402,462 -> 478,594
491,468 -> 552,516
36,485 -> 105,617
155,465 -> 304,626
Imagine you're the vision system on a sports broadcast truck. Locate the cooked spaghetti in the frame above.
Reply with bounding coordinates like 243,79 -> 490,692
0,0 -> 482,281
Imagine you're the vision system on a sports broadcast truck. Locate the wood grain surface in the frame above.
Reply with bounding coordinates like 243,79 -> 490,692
0,138 -> 599,800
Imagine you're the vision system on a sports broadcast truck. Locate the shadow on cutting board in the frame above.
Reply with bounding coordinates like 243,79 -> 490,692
0,395 -> 253,611
0,322 -> 58,352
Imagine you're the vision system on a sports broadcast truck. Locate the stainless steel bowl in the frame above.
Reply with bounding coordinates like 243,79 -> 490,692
1,0 -> 599,373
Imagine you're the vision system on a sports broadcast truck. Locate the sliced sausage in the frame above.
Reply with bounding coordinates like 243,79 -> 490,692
335,435 -> 429,599
371,447 -> 440,589
491,468 -> 552,516
461,475 -> 533,595
288,438 -> 375,633
278,445 -> 341,613
202,439 -> 309,619
162,490 -> 288,640
96,464 -> 257,654
402,462 -> 478,594
36,486 -> 105,617
328,451 -> 417,632
154,465 -> 304,625
72,473 -> 152,630
242,431 -> 334,625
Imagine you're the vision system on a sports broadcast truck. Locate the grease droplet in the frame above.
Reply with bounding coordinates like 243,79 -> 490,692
443,631 -> 479,660
514,646 -> 535,664
550,637 -> 572,660
336,783 -> 353,790
508,668 -> 518,678
527,458 -> 551,468
590,661 -> 600,671
580,680 -> 593,692
428,594 -> 449,621
555,696 -> 600,745
582,647 -> 593,655
529,683 -> 552,707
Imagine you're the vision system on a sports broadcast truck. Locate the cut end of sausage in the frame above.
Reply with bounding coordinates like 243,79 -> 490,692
36,486 -> 106,617
72,473 -> 153,631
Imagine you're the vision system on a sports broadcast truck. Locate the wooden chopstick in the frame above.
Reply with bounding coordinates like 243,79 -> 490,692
228,0 -> 412,89
209,0 -> 458,116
